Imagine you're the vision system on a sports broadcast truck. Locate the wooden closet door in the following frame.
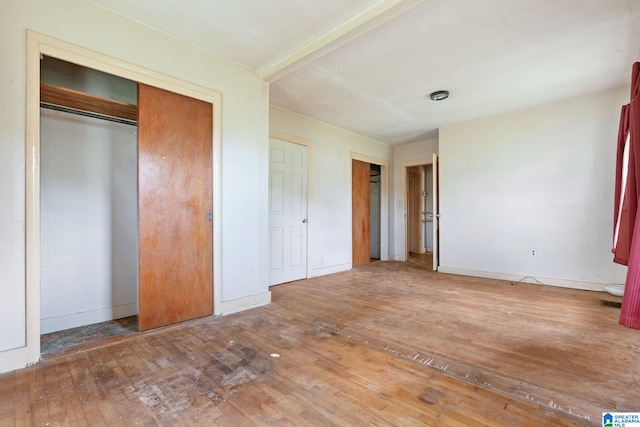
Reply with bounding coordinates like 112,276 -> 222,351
352,159 -> 371,267
137,83 -> 213,331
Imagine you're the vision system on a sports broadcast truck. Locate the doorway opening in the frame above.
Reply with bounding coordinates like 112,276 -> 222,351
39,56 -> 214,356
39,57 -> 140,357
405,155 -> 439,271
352,158 -> 386,267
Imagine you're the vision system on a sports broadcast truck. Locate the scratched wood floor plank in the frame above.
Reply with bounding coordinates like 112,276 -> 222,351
271,262 -> 635,418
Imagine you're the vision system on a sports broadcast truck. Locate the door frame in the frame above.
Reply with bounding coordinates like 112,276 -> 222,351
350,152 -> 389,262
25,31 -> 222,360
268,131 -> 312,282
402,157 -> 437,267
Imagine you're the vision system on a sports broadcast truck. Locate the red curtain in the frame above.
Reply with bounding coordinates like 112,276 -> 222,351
613,62 -> 640,329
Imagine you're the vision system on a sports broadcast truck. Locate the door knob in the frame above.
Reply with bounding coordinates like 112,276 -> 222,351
302,218 -> 307,223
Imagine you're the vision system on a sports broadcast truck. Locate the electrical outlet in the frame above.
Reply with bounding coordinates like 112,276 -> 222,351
531,249 -> 537,257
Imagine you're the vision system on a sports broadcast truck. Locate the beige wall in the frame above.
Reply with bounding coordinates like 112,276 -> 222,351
438,89 -> 628,289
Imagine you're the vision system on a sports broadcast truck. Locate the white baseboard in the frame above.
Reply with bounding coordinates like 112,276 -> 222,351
437,267 -> 608,292
309,262 -> 351,278
40,302 -> 138,334
0,350 -> 34,374
218,291 -> 271,316
0,346 -> 40,374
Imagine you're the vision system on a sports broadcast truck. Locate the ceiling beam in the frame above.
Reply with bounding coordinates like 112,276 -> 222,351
260,0 -> 423,83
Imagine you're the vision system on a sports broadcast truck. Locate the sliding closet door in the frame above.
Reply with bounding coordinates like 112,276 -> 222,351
137,83 -> 213,331
352,159 -> 371,267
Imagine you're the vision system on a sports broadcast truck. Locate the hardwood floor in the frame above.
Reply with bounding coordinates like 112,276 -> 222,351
408,252 -> 434,271
0,262 -> 634,426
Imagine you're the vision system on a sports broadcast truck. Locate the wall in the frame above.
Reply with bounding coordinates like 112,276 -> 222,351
269,106 -> 392,277
40,109 -> 137,333
392,139 -> 439,260
1,0 -> 268,372
41,56 -> 137,104
438,89 -> 628,289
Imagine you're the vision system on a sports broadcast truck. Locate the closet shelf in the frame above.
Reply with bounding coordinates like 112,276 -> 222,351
40,82 -> 137,123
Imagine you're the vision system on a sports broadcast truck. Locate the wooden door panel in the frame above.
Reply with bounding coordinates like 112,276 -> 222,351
138,83 -> 213,331
407,168 -> 421,253
352,159 -> 370,267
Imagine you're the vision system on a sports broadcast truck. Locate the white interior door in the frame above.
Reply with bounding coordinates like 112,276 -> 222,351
269,138 -> 308,285
432,153 -> 439,271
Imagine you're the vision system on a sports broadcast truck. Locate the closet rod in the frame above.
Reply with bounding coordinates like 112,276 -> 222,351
41,102 -> 138,126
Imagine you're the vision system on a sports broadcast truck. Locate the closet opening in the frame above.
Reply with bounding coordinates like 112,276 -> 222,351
26,33 -> 222,364
39,56 -> 139,357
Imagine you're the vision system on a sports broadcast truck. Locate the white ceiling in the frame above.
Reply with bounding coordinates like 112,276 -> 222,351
89,0 -> 640,145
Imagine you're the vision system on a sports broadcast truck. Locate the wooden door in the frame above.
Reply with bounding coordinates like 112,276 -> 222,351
137,83 -> 213,331
407,167 -> 422,254
268,138 -> 308,285
352,159 -> 370,267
